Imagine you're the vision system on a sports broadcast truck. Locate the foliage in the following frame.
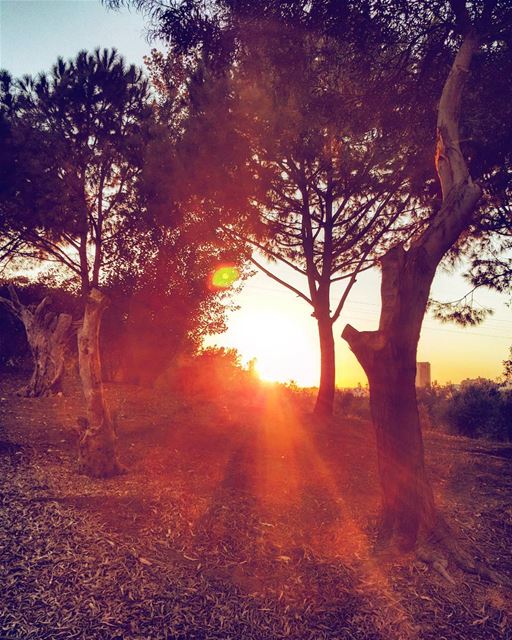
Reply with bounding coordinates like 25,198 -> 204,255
161,346 -> 259,400
503,348 -> 512,383
427,295 -> 493,326
334,389 -> 371,420
100,225 -> 245,385
0,49 -> 152,292
142,2 -> 446,310
418,379 -> 512,441
137,1 -> 454,415
1,49 -> 246,387
428,25 -> 512,325
416,383 -> 453,430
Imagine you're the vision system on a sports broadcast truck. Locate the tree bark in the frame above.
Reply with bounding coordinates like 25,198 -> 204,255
314,314 -> 336,416
0,286 -> 72,397
342,28 -> 482,551
77,288 -> 123,478
342,246 -> 439,550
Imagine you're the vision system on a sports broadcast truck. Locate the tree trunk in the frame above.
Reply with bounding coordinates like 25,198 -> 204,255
342,28 -> 482,552
77,288 -> 123,478
367,346 -> 436,551
0,286 -> 72,397
342,245 -> 441,548
314,314 -> 336,416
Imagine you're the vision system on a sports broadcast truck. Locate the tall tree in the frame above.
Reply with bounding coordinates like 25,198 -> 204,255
141,8 -> 431,416
342,1 -> 511,572
0,49 -> 151,476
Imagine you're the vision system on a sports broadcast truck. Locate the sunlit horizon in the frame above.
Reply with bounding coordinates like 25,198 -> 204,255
205,267 -> 511,388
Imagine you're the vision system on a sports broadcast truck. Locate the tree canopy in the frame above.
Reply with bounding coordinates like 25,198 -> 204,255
0,48 -> 152,293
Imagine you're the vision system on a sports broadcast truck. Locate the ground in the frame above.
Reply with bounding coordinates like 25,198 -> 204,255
0,371 -> 511,640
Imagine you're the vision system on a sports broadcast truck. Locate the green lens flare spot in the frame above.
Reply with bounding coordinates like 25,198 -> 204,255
211,265 -> 239,288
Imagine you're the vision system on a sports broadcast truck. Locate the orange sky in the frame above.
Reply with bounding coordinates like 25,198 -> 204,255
205,265 -> 511,388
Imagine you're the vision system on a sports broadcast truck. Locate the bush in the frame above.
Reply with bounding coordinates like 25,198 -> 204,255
417,383 -> 452,431
334,390 -> 355,416
333,388 -> 371,420
442,379 -> 512,441
160,347 -> 257,401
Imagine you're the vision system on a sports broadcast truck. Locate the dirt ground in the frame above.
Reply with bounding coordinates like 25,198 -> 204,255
1,371 -> 511,639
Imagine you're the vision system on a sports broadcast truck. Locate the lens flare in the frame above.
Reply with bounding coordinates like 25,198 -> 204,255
211,265 -> 239,289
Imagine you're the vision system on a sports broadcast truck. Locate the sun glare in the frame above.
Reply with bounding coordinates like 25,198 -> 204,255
226,312 -> 320,387
211,265 -> 239,289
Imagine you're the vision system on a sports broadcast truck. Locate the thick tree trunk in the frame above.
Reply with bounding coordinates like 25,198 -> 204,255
342,245 -> 440,548
77,288 -> 123,478
314,314 -> 336,416
368,350 -> 436,551
343,316 -> 437,550
0,286 -> 72,397
342,28 -> 482,552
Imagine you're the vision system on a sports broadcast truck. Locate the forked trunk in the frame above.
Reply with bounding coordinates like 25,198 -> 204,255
0,286 -> 72,397
77,288 -> 123,478
314,315 -> 336,416
342,28 -> 482,551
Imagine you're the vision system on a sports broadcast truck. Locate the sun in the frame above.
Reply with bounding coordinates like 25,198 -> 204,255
220,311 -> 320,387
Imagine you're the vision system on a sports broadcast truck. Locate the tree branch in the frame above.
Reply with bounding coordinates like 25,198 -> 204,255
249,255 -> 312,306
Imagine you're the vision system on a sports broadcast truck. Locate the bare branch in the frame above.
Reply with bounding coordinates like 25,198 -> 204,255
249,255 -> 312,306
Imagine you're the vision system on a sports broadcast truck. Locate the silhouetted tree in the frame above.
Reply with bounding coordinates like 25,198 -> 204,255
342,1 -> 512,574
0,49 -> 152,476
142,7 -> 433,416
102,220 -> 244,386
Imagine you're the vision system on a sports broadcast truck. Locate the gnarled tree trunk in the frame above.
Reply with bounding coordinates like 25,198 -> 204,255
77,288 -> 123,478
0,285 -> 72,397
342,247 -> 440,550
342,29 -> 482,552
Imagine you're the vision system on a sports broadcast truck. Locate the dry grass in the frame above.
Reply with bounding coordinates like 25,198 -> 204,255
0,373 -> 511,639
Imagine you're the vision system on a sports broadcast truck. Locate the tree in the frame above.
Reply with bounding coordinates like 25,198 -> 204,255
101,218 -> 245,386
0,49 -> 152,476
427,38 -> 512,379
504,348 -> 512,383
0,285 -> 72,396
342,1 -> 511,571
140,7 -> 432,416
110,0 -> 512,575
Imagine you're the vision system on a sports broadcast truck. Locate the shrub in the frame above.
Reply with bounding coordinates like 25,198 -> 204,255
417,383 -> 452,431
332,389 -> 371,420
334,390 -> 355,416
161,346 -> 257,401
442,379 -> 511,441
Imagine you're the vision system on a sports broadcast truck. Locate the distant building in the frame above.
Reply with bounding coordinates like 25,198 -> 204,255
416,362 -> 431,388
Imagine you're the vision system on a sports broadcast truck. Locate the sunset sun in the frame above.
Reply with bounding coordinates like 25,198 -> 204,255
217,311 -> 320,387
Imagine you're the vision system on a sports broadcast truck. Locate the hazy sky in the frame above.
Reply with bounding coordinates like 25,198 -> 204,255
1,0 -> 510,386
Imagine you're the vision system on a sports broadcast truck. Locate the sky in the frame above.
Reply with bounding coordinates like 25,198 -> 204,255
1,0 -> 510,387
